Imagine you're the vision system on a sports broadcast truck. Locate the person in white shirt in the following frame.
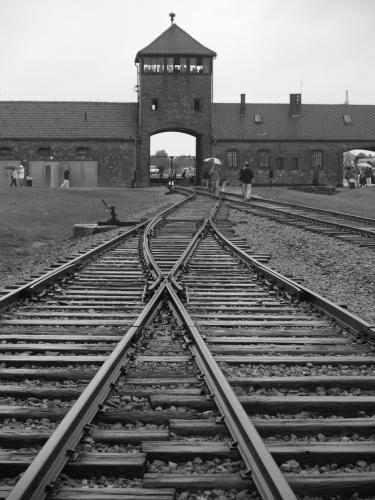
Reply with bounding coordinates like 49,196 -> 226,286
17,164 -> 25,187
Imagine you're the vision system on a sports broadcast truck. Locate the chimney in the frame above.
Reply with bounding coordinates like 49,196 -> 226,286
240,93 -> 246,115
289,93 -> 302,116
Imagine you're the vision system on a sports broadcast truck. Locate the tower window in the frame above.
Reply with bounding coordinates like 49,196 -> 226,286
254,114 -> 262,123
343,114 -> 352,124
151,98 -> 159,111
166,57 -> 174,73
143,56 -> 164,73
202,57 -> 210,74
180,57 -> 187,73
193,98 -> 201,111
189,57 -> 197,73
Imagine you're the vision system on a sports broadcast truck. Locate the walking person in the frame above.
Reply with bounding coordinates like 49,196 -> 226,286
365,166 -> 372,186
202,166 -> 210,188
9,168 -> 18,187
238,160 -> 254,200
60,167 -> 70,188
209,163 -> 222,196
181,168 -> 187,185
268,169 -> 274,187
17,163 -> 25,187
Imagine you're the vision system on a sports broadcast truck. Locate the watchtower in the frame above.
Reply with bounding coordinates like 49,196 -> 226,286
135,13 -> 216,185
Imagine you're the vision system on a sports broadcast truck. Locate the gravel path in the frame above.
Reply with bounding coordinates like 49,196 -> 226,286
229,209 -> 375,324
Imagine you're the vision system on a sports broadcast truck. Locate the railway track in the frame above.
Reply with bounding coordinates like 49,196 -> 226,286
0,190 -> 374,499
219,190 -> 375,248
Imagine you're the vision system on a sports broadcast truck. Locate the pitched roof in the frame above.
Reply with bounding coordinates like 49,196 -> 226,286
0,101 -> 138,139
213,103 -> 375,141
136,23 -> 216,60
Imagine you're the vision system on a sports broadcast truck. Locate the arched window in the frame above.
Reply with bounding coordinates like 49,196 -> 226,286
259,150 -> 270,169
226,150 -> 238,169
277,157 -> 285,170
0,147 -> 12,156
76,147 -> 90,156
37,146 -> 51,157
292,158 -> 301,170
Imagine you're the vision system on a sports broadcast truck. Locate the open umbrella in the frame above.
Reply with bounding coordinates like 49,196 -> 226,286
203,157 -> 221,165
358,162 -> 375,170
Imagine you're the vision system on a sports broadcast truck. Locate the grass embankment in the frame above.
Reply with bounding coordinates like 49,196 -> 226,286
227,186 -> 374,218
0,186 -> 182,272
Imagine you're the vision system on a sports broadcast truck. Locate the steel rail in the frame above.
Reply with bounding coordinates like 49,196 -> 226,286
225,191 -> 375,225
209,217 -> 302,299
167,217 -> 209,293
6,282 -> 166,500
209,214 -> 375,339
0,192 -> 195,313
225,197 -> 375,239
143,217 -> 165,286
291,283 -> 375,340
166,282 -> 297,500
0,221 -> 147,313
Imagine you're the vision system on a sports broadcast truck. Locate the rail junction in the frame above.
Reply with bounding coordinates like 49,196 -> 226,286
0,188 -> 374,500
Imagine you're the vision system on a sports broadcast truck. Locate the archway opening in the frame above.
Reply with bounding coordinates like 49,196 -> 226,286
150,132 -> 197,185
342,148 -> 375,188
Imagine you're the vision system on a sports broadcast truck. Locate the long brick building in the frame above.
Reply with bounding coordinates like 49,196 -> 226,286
1,16 -> 375,188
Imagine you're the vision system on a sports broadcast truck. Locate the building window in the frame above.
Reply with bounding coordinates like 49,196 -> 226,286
37,147 -> 51,156
179,57 -> 188,73
292,158 -> 301,170
311,150 -> 323,169
76,147 -> 90,156
193,98 -> 201,111
143,56 -> 164,73
143,57 -> 153,73
343,114 -> 352,124
259,150 -> 270,169
0,147 -> 12,155
151,98 -> 159,111
277,157 -> 285,170
202,57 -> 210,74
189,57 -> 197,73
254,114 -> 262,123
226,150 -> 238,169
166,57 -> 174,73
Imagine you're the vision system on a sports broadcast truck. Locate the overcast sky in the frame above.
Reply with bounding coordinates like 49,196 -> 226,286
1,0 -> 374,156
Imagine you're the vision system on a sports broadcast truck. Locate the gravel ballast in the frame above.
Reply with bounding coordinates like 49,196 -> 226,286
229,209 -> 375,324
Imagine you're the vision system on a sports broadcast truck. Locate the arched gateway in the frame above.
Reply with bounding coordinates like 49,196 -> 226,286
135,13 -> 216,185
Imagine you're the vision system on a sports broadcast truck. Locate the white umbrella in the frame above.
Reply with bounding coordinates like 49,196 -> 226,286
203,157 -> 221,165
350,149 -> 375,158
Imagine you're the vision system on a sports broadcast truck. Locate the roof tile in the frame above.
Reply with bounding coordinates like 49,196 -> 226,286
136,23 -> 216,59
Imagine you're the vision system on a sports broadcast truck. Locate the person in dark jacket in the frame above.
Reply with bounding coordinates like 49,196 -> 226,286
238,161 -> 254,200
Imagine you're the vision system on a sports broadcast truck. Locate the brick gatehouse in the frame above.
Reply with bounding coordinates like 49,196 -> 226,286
1,14 -> 375,188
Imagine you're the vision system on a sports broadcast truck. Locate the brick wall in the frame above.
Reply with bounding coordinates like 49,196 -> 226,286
0,139 -> 135,187
215,140 -> 375,186
137,72 -> 214,186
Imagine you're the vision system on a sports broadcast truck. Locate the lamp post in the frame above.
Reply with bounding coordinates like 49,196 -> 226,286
168,156 -> 175,193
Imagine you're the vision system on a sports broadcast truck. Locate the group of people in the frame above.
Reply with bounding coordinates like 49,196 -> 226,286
203,160 -> 255,200
9,164 -> 25,187
345,166 -> 374,188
